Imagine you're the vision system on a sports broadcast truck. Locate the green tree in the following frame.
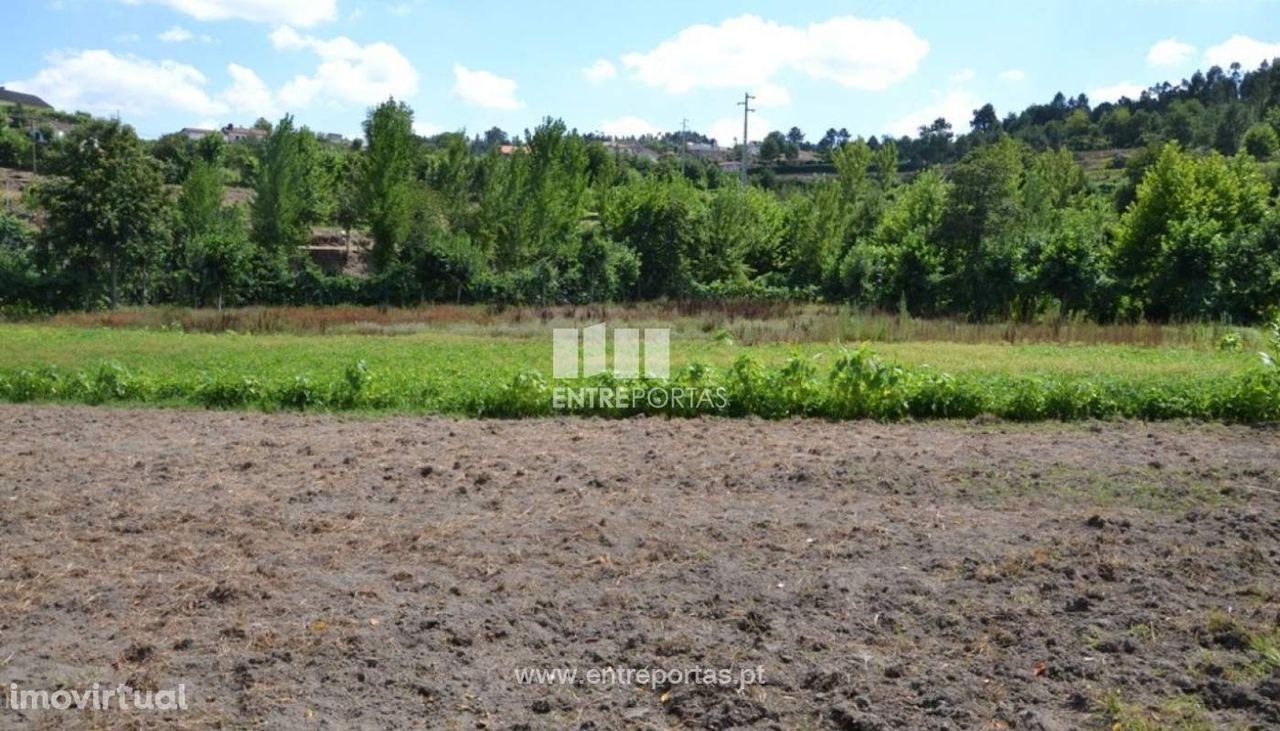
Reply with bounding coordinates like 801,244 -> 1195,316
971,104 -> 1000,135
1115,142 -> 1272,318
1242,122 -> 1279,159
361,99 -> 418,269
759,131 -> 787,163
36,119 -> 170,307
702,186 -> 785,284
1213,103 -> 1251,154
602,173 -> 706,299
941,137 -> 1026,317
251,115 -> 317,251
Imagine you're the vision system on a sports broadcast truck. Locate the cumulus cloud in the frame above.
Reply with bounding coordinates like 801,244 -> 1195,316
1147,38 -> 1196,67
413,120 -> 446,137
885,88 -> 981,137
709,114 -> 773,146
452,63 -> 520,110
271,26 -> 419,108
158,25 -> 213,43
221,62 -> 276,118
582,59 -> 617,83
1091,81 -> 1145,103
600,116 -> 661,138
121,0 -> 336,27
158,25 -> 192,42
621,14 -> 927,95
999,69 -> 1026,81
1203,35 -> 1280,70
5,49 -> 274,119
752,82 -> 791,107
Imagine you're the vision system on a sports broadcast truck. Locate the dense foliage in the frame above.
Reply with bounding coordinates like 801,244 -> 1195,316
2,59 -> 1280,320
1,344 -> 1277,422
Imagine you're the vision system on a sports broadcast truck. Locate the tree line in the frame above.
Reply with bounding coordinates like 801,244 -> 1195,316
2,59 -> 1280,321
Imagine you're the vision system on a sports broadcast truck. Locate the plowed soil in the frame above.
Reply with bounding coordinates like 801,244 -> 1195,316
2,406 -> 1279,730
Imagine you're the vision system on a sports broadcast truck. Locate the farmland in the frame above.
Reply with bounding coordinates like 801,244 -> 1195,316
3,406 -> 1279,729
0,306 -> 1276,421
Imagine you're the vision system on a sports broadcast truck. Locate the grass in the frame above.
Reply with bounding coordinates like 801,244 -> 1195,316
0,309 -> 1275,421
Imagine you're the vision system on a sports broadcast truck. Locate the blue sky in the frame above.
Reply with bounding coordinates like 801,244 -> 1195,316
4,0 -> 1280,142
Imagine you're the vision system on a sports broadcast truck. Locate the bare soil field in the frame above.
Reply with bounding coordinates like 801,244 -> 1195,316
2,406 -> 1279,730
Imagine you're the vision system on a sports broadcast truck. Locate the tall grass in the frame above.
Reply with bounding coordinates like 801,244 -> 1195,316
29,304 -> 1260,349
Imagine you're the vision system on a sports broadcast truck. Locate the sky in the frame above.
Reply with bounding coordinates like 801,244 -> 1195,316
3,0 -> 1280,143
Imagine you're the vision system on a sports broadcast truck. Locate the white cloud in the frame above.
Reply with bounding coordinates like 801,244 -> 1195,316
221,62 -> 276,118
1203,35 -> 1280,70
752,82 -> 791,107
271,26 -> 419,109
5,49 -> 280,124
121,0 -> 336,26
159,25 -> 192,42
1091,81 -> 1145,103
158,25 -> 213,43
1147,38 -> 1196,67
999,69 -> 1026,82
413,120 -> 445,137
582,58 -> 617,83
709,114 -> 772,146
949,68 -> 975,83
600,116 -> 661,138
7,49 -> 225,116
452,63 -> 520,110
885,88 -> 981,137
621,14 -> 927,95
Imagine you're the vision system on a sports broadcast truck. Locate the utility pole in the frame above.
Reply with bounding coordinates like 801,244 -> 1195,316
680,117 -> 689,176
737,92 -> 755,187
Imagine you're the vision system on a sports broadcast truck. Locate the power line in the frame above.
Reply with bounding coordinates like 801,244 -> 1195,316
737,92 -> 755,187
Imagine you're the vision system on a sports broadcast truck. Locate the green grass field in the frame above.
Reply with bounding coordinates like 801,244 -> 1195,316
0,308 -> 1276,421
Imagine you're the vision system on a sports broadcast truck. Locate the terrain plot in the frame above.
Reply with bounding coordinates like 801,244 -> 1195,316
1,406 -> 1279,729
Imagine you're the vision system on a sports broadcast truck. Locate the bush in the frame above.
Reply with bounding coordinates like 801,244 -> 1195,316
1243,123 -> 1279,160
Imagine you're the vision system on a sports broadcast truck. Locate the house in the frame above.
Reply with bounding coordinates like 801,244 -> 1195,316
220,124 -> 267,142
176,124 -> 269,143
0,87 -> 52,109
180,127 -> 218,141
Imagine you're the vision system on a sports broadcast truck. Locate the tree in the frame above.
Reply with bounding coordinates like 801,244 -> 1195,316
917,118 -> 953,165
970,104 -> 999,135
941,137 -> 1026,316
1242,122 -> 1279,159
251,115 -> 314,251
703,186 -> 785,284
362,99 -> 418,269
178,158 -> 225,242
1213,103 -> 1251,154
759,131 -> 787,163
786,127 -> 806,147
602,174 -> 706,299
1115,143 -> 1271,318
36,119 -> 170,307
